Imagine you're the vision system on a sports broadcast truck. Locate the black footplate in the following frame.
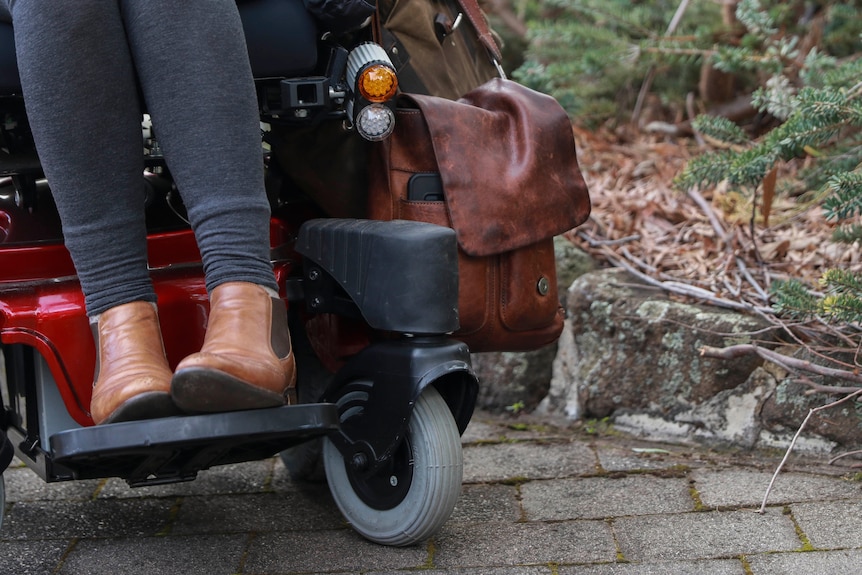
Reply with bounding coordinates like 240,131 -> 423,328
49,403 -> 339,487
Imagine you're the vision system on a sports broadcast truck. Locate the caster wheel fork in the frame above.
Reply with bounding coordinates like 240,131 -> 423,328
323,384 -> 463,546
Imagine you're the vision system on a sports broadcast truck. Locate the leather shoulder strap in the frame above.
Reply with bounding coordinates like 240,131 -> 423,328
455,0 -> 502,62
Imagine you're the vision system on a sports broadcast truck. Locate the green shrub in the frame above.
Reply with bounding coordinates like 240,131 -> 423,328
673,0 -> 862,322
513,0 -> 725,124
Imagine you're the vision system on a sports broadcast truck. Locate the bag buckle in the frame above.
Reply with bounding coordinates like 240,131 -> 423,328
434,12 -> 463,43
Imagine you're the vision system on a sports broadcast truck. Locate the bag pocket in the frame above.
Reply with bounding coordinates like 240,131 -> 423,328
397,196 -> 564,352
501,240 -> 561,333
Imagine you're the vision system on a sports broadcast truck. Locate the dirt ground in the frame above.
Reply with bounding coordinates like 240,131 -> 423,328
568,125 -> 862,311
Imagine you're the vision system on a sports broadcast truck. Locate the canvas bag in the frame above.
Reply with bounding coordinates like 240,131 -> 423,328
367,78 -> 591,352
374,0 -> 503,100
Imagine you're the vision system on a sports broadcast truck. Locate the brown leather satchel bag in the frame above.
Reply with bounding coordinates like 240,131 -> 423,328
368,78 -> 591,352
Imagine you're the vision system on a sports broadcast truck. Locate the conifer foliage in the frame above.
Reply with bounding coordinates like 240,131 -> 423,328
674,0 -> 862,323
513,0 -> 724,123
519,0 -> 862,323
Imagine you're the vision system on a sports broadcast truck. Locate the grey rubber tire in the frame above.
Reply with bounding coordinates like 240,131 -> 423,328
323,385 -> 463,546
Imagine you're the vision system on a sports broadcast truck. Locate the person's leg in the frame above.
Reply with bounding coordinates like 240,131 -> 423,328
118,0 -> 295,411
10,0 -> 154,313
8,0 -> 176,424
119,0 -> 277,294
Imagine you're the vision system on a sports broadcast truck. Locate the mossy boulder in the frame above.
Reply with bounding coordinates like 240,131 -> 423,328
541,268 -> 769,421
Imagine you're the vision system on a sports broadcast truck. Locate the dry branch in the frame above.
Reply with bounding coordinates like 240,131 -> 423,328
700,343 -> 862,391
757,389 -> 862,513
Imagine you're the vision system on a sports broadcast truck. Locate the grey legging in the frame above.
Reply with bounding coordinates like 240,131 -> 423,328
1,0 -> 279,316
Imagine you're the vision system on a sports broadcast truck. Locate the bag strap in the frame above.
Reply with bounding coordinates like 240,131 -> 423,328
453,0 -> 503,63
371,7 -> 431,94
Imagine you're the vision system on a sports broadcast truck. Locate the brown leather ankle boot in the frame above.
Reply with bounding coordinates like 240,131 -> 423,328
170,281 -> 297,413
89,301 -> 179,425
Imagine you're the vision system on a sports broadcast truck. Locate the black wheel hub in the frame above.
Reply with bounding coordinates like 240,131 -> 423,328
345,434 -> 414,510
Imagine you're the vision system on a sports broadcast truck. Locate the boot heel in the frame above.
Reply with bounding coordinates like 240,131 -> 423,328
171,282 -> 297,413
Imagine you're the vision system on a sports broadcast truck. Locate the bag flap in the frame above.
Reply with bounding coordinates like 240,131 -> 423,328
404,78 -> 591,257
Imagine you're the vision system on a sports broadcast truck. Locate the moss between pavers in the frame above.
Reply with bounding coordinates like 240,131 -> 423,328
90,478 -> 108,501
154,497 -> 183,537
689,482 -> 707,512
499,475 -> 531,486
784,505 -> 816,552
604,465 -> 691,479
53,538 -> 80,575
606,518 -> 629,563
420,539 -> 436,569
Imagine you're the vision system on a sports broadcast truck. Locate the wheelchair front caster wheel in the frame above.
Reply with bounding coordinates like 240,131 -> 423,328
323,385 -> 462,546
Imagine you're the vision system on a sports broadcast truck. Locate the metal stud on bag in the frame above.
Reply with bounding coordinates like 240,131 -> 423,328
537,276 -> 550,296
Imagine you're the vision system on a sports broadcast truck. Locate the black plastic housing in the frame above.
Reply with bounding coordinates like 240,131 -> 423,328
296,218 -> 460,335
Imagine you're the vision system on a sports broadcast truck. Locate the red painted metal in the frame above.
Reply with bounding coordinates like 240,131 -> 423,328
0,218 -> 301,426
